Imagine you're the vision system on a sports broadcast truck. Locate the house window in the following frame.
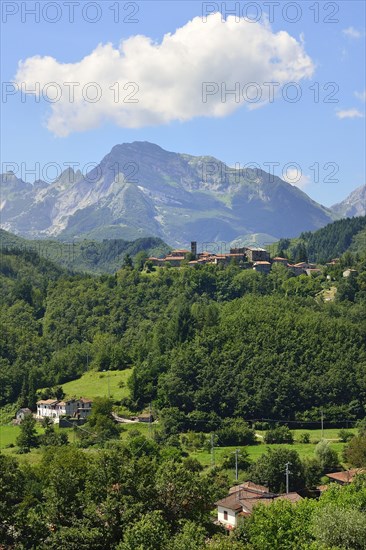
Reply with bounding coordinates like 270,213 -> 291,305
224,511 -> 228,521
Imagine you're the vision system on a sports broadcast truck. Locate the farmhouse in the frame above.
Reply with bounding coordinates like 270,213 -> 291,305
15,408 -> 32,422
245,246 -> 270,263
37,398 -> 92,420
215,482 -> 302,529
253,261 -> 271,274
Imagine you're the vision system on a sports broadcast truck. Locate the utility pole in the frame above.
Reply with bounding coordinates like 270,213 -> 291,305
211,434 -> 215,467
108,369 -> 110,399
321,409 -> 324,439
285,462 -> 291,494
234,449 -> 240,481
148,402 -> 152,438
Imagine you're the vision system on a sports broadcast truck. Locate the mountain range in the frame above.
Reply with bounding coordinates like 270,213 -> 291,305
331,184 -> 366,218
1,141 -> 364,247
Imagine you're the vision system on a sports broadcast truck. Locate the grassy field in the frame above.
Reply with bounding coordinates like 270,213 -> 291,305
0,419 -> 354,470
0,424 -> 73,465
256,428 -> 356,443
0,424 -> 22,448
119,422 -> 150,440
61,368 -> 133,401
190,441 -> 348,468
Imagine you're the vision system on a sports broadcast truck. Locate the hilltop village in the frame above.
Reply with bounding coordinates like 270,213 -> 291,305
148,241 -> 323,276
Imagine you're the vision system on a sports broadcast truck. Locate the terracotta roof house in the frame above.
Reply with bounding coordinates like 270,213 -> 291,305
253,261 -> 271,274
272,257 -> 289,265
215,481 -> 302,529
246,247 -> 270,263
326,469 -> 366,485
37,398 -> 92,421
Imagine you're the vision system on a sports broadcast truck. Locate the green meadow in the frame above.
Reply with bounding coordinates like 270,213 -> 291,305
61,368 -> 133,400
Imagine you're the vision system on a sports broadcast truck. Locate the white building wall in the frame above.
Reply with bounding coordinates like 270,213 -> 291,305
217,506 -> 238,528
37,404 -> 57,418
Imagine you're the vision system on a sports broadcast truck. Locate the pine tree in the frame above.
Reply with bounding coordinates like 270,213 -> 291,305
27,373 -> 37,411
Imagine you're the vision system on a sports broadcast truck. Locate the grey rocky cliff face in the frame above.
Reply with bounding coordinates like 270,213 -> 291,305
1,141 -> 336,246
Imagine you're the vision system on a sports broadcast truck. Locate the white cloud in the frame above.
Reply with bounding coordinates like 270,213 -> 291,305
282,169 -> 311,189
14,14 -> 314,137
355,90 -> 366,102
336,109 -> 364,119
342,26 -> 364,39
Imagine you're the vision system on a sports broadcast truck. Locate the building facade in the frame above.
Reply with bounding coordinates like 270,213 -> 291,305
37,398 -> 92,420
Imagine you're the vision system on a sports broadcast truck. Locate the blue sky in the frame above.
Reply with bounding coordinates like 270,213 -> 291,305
1,0 -> 365,206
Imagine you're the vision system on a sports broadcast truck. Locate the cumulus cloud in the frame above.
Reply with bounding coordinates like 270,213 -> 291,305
355,90 -> 366,102
14,13 -> 314,136
336,109 -> 364,119
282,169 -> 311,189
342,27 -> 364,39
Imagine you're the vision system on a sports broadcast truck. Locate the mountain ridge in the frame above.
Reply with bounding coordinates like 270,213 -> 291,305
331,184 -> 366,218
1,141 -> 338,246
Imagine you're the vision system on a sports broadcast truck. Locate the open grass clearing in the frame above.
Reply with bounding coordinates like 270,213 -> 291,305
256,428 -> 356,443
189,441 -> 347,468
60,368 -> 133,401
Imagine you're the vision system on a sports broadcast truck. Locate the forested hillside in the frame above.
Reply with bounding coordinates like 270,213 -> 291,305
277,216 -> 366,263
1,245 -> 366,423
0,229 -> 170,274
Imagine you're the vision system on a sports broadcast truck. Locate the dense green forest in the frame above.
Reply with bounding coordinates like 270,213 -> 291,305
0,229 -> 170,274
1,242 -> 365,423
276,216 -> 366,263
2,433 -> 366,549
1,225 -> 366,549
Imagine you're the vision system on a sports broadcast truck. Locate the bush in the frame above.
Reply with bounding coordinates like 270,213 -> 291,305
342,435 -> 366,467
221,448 -> 251,472
338,429 -> 354,442
314,440 -> 339,472
216,418 -> 256,446
264,426 -> 294,444
299,432 -> 311,444
312,504 -> 366,550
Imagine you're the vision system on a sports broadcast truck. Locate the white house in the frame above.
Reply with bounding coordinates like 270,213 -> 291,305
36,399 -> 59,418
215,482 -> 302,529
37,398 -> 92,420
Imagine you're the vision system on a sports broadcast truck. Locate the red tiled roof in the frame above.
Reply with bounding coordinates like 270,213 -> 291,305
217,481 -> 302,516
326,469 -> 366,483
37,399 -> 58,405
229,482 -> 268,494
272,257 -> 288,261
253,261 -> 271,265
215,493 -> 243,512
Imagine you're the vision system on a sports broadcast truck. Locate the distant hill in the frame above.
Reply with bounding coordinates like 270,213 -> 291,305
331,184 -> 366,218
276,216 -> 366,263
1,141 -> 335,246
0,229 -> 170,274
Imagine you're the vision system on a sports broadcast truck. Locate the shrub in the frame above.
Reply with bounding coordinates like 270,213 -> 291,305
338,429 -> 354,442
314,440 -> 339,472
299,432 -> 311,444
264,425 -> 294,444
216,418 -> 256,446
